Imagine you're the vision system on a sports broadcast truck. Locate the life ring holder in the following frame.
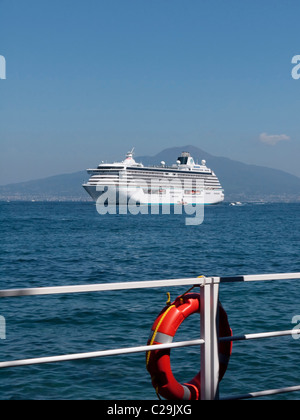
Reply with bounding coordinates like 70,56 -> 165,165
146,292 -> 232,400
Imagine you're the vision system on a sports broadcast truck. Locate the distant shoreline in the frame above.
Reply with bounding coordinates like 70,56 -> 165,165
1,198 -> 299,203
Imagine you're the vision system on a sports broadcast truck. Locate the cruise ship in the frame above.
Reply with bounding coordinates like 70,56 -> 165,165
83,149 -> 224,205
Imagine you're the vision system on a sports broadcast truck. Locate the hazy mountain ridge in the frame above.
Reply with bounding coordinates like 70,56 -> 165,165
136,146 -> 300,202
0,171 -> 88,201
1,145 -> 299,202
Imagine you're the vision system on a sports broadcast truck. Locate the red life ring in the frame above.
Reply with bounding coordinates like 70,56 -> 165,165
146,293 -> 232,400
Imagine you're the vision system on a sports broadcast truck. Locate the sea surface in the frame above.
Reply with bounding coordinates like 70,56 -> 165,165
0,201 -> 299,400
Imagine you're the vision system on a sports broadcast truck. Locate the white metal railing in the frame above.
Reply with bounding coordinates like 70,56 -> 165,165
0,272 -> 300,400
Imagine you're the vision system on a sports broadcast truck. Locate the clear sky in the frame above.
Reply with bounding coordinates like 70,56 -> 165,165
0,0 -> 300,185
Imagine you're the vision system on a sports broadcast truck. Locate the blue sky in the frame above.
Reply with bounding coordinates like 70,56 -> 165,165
0,0 -> 300,184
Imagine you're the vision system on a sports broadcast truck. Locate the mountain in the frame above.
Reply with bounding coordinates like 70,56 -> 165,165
136,146 -> 300,202
0,145 -> 299,202
0,171 -> 88,201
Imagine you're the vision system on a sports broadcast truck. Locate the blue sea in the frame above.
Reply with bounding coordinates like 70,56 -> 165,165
0,201 -> 299,400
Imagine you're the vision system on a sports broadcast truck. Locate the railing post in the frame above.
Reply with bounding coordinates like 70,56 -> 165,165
200,278 -> 220,400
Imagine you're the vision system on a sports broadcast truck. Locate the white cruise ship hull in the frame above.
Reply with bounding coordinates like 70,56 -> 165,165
83,184 -> 224,205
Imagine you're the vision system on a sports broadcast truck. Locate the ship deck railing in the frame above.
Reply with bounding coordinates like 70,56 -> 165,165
0,272 -> 300,400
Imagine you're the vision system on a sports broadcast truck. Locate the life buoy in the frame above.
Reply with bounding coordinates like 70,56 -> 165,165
146,293 -> 232,400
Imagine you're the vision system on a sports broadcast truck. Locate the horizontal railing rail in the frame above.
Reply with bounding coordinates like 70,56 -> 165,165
0,272 -> 299,298
0,277 -> 206,297
0,272 -> 300,400
0,339 -> 205,369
